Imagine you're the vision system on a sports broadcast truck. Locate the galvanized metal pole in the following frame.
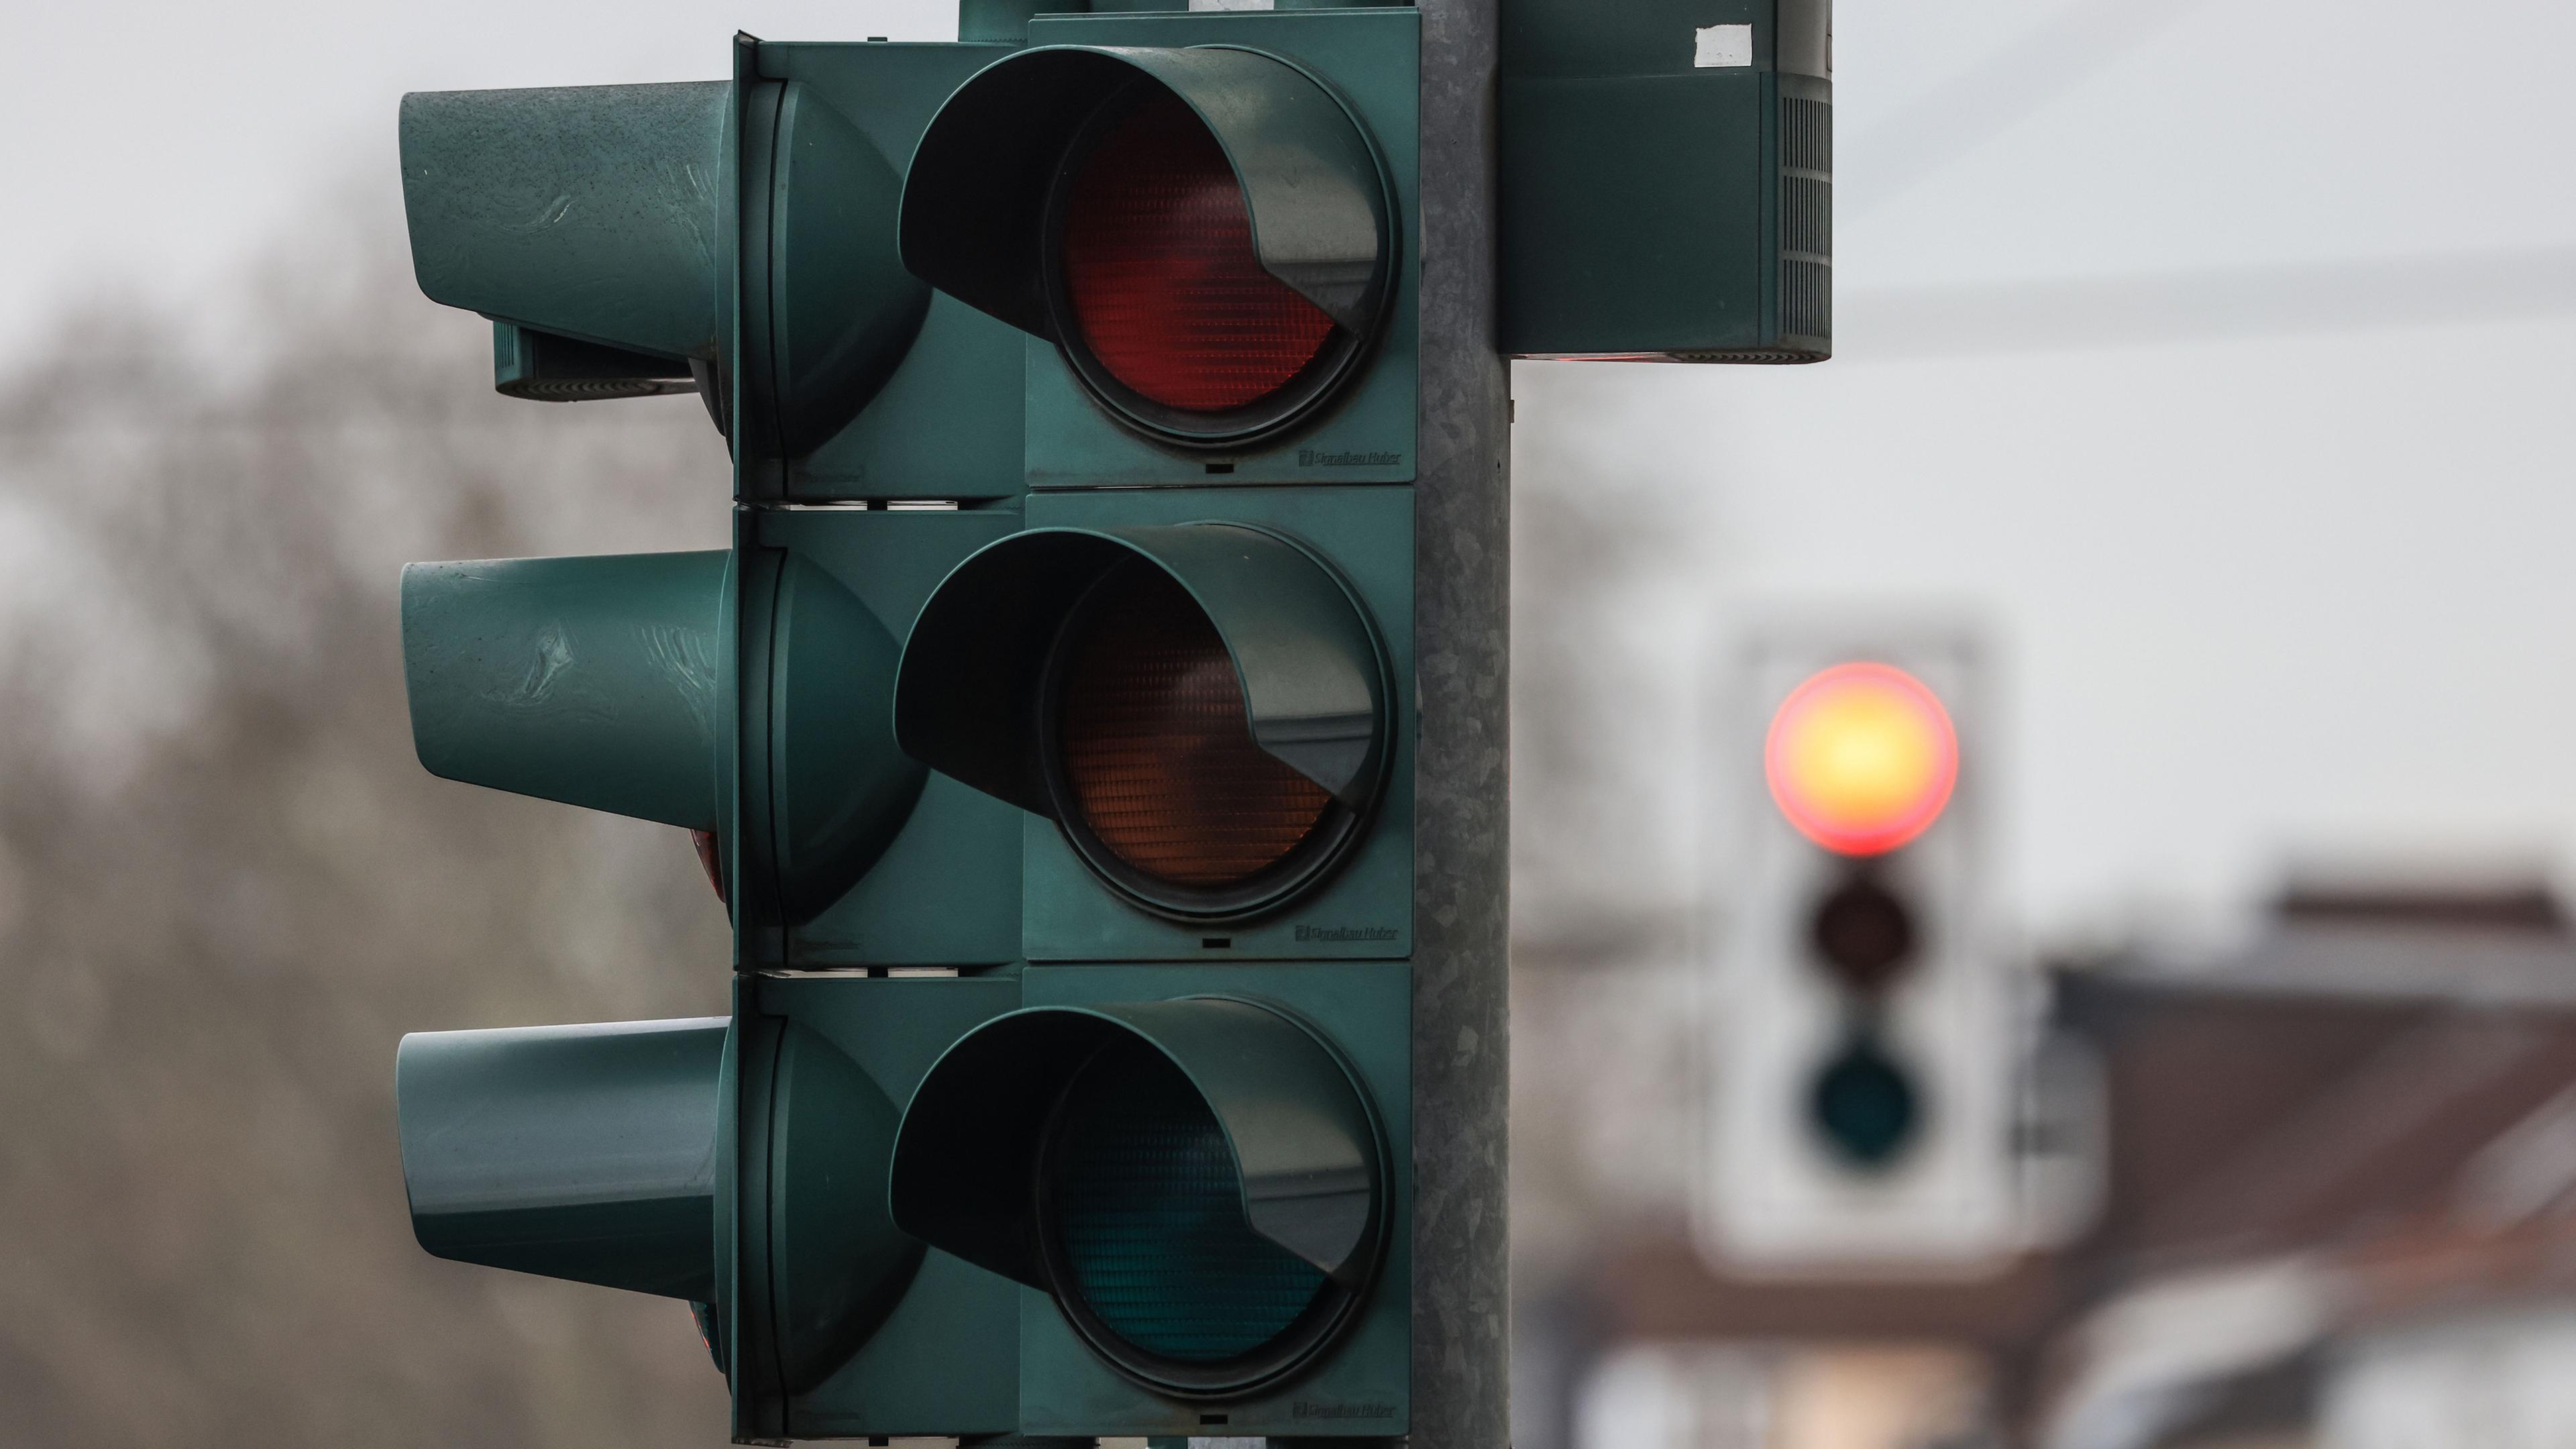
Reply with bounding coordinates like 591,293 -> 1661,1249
1408,0 -> 1511,1444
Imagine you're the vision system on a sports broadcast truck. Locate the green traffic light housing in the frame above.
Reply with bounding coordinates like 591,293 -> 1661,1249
890,996 -> 1388,1399
893,523 -> 1391,922
901,44 -> 1395,448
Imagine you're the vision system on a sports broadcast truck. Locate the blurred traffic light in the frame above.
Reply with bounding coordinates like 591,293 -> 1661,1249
1766,662 -> 1954,1168
1702,631 -> 2019,1271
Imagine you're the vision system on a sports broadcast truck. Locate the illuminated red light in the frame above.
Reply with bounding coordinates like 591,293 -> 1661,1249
1061,93 -> 1337,413
1765,662 -> 1957,856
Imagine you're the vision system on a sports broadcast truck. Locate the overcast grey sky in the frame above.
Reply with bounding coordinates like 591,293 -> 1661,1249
5,0 -> 2574,943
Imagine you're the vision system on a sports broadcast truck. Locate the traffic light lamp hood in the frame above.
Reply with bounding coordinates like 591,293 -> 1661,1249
401,551 -> 928,923
401,76 -> 930,445
889,997 -> 1388,1395
900,44 -> 1393,444
400,553 -> 732,831
903,45 -> 1390,337
895,523 -> 1389,917
398,1015 -> 929,1387
400,83 -> 729,371
396,1019 -> 728,1300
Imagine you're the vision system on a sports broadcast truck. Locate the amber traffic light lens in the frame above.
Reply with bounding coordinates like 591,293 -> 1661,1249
1057,564 -> 1334,889
1810,871 -> 1915,996
1061,91 -> 1338,414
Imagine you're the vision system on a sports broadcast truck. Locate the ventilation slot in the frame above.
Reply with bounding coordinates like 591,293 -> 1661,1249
1780,95 -> 1833,346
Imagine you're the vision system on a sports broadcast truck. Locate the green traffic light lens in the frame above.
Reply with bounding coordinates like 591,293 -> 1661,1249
1809,1033 -> 1919,1169
1046,1041 -> 1332,1366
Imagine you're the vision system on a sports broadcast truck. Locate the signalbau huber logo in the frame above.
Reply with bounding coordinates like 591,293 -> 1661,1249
1295,924 -> 1399,943
1295,1401 -> 1398,1421
1298,447 -> 1405,467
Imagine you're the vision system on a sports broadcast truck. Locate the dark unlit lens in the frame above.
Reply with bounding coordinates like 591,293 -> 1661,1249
1050,1042 -> 1328,1364
1058,564 -> 1332,889
1811,1035 -> 1919,1168
1810,873 -> 1915,996
1061,91 -> 1337,413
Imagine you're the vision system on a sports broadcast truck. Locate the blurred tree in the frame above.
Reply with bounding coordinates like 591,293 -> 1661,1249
0,195 -> 735,1445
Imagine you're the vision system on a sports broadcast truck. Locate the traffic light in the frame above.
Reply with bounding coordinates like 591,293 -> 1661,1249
390,8 -> 1418,1442
1770,661 -> 1956,1169
388,0 -> 1825,1433
1699,631 -> 2018,1272
1501,0 -> 1831,360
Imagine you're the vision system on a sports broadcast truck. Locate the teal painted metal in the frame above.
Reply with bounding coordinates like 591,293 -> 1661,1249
750,507 -> 1028,968
897,8 -> 1420,484
400,551 -> 729,830
400,83 -> 729,365
749,40 -> 1028,502
737,1019 -> 923,1393
735,972 -> 1027,1438
1500,0 -> 1832,360
735,77 -> 928,458
737,552 -> 925,926
397,1018 -> 727,1300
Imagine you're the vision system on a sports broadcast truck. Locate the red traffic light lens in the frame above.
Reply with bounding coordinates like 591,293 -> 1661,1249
1765,662 -> 1957,856
1061,92 -> 1338,414
1057,564 -> 1334,889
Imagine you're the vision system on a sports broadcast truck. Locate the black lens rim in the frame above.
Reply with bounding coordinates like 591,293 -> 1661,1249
1039,78 -> 1386,451
1037,557 -> 1373,923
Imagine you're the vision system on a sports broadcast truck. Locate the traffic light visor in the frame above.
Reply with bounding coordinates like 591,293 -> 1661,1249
901,45 -> 1393,445
400,83 -> 727,366
889,998 -> 1387,1395
894,524 -> 1389,920
1765,662 -> 1957,856
402,551 -> 729,830
396,1018 -> 725,1300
